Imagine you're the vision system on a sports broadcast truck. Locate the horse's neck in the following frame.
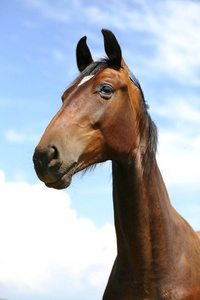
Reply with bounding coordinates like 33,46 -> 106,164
112,156 -> 176,283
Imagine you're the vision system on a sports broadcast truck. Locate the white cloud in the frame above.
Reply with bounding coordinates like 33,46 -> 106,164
157,130 -> 200,188
13,170 -> 28,182
86,0 -> 200,84
0,171 -> 116,298
5,129 -> 25,143
152,97 -> 200,124
150,1 -> 200,84
92,1 -> 200,84
5,129 -> 40,144
19,0 -> 200,85
153,96 -> 200,189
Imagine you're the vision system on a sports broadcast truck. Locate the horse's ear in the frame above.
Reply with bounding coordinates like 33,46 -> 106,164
102,29 -> 122,68
76,36 -> 94,72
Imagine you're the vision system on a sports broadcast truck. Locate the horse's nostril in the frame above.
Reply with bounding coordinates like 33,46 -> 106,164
51,146 -> 59,160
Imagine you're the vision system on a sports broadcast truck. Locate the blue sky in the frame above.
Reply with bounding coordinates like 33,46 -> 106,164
0,0 -> 200,299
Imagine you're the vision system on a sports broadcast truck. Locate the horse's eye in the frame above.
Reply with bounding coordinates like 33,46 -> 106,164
98,84 -> 114,100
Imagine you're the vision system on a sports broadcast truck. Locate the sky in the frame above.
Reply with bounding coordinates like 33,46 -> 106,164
0,0 -> 200,299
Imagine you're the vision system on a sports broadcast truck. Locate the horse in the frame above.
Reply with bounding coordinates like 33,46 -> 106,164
33,29 -> 200,299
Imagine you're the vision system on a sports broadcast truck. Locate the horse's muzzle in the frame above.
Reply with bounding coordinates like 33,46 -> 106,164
33,145 -> 77,189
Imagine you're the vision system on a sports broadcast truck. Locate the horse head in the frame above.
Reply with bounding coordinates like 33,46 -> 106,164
33,29 -> 144,189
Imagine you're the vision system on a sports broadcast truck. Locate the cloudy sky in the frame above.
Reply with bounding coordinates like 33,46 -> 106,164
0,0 -> 200,299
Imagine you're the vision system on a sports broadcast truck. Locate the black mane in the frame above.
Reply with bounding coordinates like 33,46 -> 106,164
129,71 -> 158,171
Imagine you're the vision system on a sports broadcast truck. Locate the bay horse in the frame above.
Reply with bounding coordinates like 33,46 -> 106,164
33,29 -> 200,299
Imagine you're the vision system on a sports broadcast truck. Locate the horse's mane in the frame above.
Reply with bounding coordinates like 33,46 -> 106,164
129,71 -> 158,173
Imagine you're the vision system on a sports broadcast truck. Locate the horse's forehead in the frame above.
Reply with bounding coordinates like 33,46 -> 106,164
95,67 -> 128,83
